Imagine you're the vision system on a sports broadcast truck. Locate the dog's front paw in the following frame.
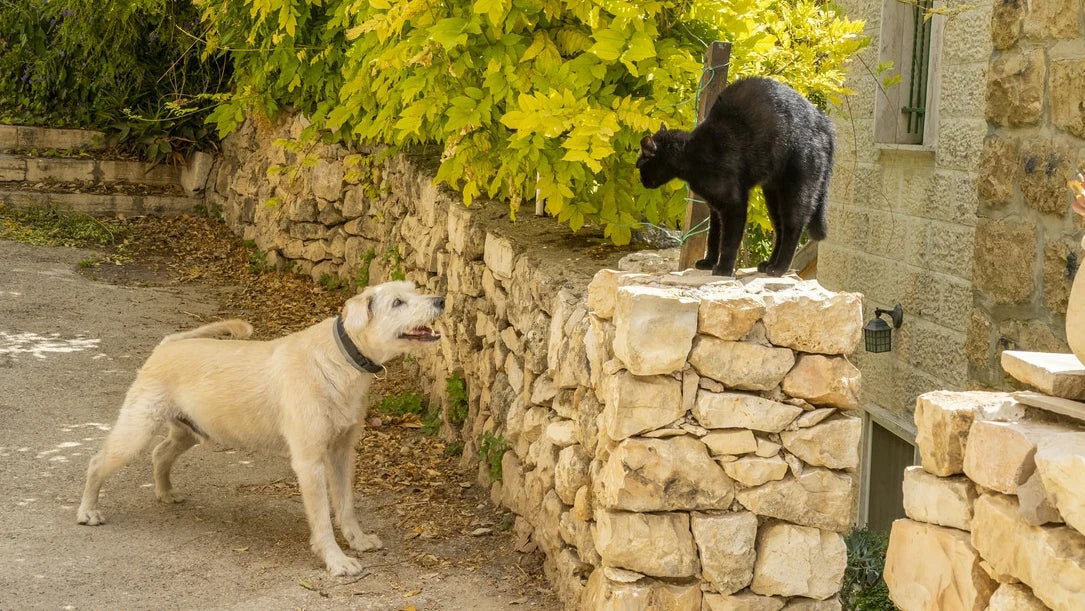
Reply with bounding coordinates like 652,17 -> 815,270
77,507 -> 105,526
346,530 -> 384,552
155,489 -> 185,504
326,552 -> 364,577
694,258 -> 715,270
756,261 -> 773,274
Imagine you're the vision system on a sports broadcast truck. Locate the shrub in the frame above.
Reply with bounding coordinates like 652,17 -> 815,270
197,0 -> 866,243
477,432 -> 507,482
841,528 -> 896,611
377,392 -> 425,417
0,0 -> 228,162
446,372 -> 469,427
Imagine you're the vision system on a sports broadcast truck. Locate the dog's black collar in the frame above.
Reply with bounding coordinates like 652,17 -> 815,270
333,316 -> 383,374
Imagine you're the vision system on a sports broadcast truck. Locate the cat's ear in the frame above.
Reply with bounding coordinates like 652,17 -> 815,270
640,135 -> 657,155
659,122 -> 667,132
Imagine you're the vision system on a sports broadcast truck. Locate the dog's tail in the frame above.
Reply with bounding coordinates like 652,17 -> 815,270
160,319 -> 253,344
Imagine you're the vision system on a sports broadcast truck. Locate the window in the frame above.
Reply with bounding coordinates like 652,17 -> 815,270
875,0 -> 944,146
859,412 -> 919,532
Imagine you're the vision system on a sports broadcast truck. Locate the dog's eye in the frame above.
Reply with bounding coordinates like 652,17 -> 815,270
392,298 -> 404,308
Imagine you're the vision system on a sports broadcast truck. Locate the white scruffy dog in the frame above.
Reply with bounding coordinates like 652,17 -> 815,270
77,281 -> 445,576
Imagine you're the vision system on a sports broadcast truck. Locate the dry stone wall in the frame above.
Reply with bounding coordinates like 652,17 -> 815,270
884,386 -> 1085,609
207,116 -> 866,609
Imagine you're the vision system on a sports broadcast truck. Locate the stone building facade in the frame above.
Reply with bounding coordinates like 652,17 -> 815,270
819,0 -> 1084,530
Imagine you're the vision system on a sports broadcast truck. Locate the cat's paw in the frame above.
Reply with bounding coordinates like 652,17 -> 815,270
762,264 -> 789,277
694,258 -> 715,270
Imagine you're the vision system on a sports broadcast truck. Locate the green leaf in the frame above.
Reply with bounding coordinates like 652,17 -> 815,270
430,18 -> 469,50
589,28 -> 626,62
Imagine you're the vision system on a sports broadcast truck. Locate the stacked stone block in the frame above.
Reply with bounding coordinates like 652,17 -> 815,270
883,386 -> 1085,610
207,116 -> 867,609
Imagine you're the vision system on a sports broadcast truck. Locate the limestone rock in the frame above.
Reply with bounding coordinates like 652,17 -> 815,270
612,286 -> 698,376
581,569 -> 703,610
483,232 -> 516,279
1035,432 -> 1085,534
781,355 -> 860,410
971,494 -> 1085,610
311,160 -> 343,201
694,391 -> 803,433
793,408 -> 836,429
546,420 -> 577,447
751,523 -> 846,600
901,466 -> 977,532
782,598 -> 840,610
915,391 -> 1011,477
588,269 -> 623,319
761,283 -> 862,355
963,419 -> 1072,494
594,510 -> 699,578
987,49 -> 1046,127
754,437 -> 781,458
883,519 -> 995,611
986,583 -> 1048,611
691,511 -> 758,595
722,455 -> 789,487
602,372 -> 684,440
447,204 -> 485,259
735,468 -> 854,532
689,336 -> 795,391
596,436 -> 734,511
702,592 -> 785,611
555,444 -> 591,505
698,287 -> 766,340
1001,351 -> 1085,400
1017,470 -> 1063,526
779,416 -> 862,471
702,429 -> 758,456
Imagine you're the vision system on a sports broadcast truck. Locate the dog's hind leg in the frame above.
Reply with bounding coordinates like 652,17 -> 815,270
327,424 -> 382,553
152,421 -> 198,504
77,390 -> 162,525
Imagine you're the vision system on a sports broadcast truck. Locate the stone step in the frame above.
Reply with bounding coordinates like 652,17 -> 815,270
1014,391 -> 1085,424
0,124 -> 106,152
0,154 -> 180,187
0,188 -> 200,217
1002,351 -> 1085,400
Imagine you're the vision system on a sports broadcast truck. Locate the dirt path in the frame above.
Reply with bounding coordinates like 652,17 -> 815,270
0,236 -> 558,610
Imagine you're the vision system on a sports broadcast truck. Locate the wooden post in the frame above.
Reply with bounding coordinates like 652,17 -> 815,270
678,41 -> 731,270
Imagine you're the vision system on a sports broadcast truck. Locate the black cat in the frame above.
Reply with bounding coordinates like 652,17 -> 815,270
636,77 -> 835,276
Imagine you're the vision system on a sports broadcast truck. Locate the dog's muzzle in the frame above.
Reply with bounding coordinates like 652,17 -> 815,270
398,296 -> 445,342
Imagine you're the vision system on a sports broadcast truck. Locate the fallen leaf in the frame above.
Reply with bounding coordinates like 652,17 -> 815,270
403,589 -> 422,598
299,580 -> 318,591
469,527 -> 493,536
232,546 -> 249,552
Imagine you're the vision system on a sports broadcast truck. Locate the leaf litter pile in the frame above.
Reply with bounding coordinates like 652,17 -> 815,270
78,213 -> 555,605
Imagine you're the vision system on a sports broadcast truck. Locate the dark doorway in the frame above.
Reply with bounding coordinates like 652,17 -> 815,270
866,420 -> 917,532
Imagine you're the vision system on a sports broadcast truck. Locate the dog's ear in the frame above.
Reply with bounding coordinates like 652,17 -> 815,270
343,287 -> 376,330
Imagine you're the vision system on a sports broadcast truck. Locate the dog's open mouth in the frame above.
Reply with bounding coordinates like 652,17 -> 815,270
399,325 -> 441,342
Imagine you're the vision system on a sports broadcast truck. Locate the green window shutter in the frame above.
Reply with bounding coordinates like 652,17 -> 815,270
902,0 -> 934,136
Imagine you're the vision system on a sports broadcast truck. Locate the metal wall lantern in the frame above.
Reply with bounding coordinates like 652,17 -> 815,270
864,305 -> 904,353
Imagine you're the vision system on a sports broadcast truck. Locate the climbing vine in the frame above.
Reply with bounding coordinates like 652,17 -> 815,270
196,0 -> 865,243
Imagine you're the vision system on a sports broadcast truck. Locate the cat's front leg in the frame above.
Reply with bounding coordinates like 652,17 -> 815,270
695,210 -> 722,270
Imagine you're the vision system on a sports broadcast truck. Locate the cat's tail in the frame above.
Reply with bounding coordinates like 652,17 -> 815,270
806,138 -> 834,241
